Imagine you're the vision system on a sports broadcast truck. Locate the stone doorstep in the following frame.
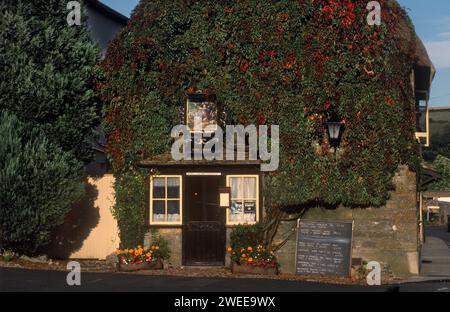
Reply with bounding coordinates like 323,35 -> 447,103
180,265 -> 227,270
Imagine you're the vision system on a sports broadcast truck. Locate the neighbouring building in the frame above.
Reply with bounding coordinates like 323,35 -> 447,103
426,106 -> 450,160
423,191 -> 450,225
86,0 -> 129,56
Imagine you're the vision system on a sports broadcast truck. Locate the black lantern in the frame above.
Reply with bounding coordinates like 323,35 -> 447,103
324,116 -> 345,151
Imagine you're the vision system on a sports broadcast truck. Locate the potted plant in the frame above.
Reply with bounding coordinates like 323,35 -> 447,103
116,238 -> 170,272
228,224 -> 279,275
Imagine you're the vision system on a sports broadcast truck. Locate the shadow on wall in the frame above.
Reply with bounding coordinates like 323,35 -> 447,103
40,179 -> 100,259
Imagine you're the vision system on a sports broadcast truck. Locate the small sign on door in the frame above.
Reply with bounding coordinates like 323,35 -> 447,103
219,187 -> 231,208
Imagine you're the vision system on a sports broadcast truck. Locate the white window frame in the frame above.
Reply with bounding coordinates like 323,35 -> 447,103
149,175 -> 183,225
226,175 -> 259,225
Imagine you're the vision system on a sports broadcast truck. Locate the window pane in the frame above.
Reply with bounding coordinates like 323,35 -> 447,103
167,177 -> 180,198
167,200 -> 180,222
244,200 -> 256,214
153,178 -> 165,198
243,201 -> 257,222
153,200 -> 165,222
230,177 -> 243,199
243,177 -> 256,199
229,200 -> 243,222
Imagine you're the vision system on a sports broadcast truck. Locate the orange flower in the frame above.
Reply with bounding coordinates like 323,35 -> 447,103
247,246 -> 253,252
247,258 -> 254,263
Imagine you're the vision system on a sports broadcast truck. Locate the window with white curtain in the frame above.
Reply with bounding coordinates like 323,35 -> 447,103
227,175 -> 259,225
150,176 -> 182,225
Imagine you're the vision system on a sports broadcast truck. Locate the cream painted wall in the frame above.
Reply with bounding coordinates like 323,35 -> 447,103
70,175 -> 119,259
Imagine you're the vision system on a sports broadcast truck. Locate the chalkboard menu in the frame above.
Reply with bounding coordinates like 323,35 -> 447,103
295,220 -> 353,277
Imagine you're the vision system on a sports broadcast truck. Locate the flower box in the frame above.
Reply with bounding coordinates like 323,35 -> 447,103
231,262 -> 278,276
117,257 -> 164,272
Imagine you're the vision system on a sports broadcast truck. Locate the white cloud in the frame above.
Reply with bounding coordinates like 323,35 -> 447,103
424,41 -> 450,69
437,32 -> 450,38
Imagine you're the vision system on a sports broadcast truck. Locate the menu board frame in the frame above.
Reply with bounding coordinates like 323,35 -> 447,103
295,219 -> 354,277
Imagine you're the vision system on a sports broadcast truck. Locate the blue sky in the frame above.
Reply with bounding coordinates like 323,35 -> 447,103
102,0 -> 450,107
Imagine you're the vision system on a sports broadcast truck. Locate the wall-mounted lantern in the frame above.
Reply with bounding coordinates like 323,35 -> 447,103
324,115 -> 345,152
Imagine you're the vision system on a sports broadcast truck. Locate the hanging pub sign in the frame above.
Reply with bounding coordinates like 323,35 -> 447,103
186,93 -> 218,133
295,220 -> 353,277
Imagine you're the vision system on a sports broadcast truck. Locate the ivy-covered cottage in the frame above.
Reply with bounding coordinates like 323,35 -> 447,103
95,0 -> 434,278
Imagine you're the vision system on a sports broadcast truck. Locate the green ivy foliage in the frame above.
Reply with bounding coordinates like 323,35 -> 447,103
99,0 -> 419,244
112,171 -> 148,248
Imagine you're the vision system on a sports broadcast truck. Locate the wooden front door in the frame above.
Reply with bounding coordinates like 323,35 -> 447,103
184,176 -> 226,266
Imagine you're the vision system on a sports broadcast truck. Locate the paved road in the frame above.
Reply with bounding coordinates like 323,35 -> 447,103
0,267 -> 449,292
421,226 -> 450,277
426,226 -> 450,247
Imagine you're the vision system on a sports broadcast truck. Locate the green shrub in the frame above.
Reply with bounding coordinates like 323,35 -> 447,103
229,224 -> 276,266
0,111 -> 84,254
428,155 -> 450,191
0,249 -> 17,262
0,0 -> 100,163
230,224 -> 265,250
148,230 -> 171,260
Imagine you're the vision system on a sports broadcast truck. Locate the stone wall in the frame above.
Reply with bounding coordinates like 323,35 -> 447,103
144,228 -> 182,267
274,165 -> 419,279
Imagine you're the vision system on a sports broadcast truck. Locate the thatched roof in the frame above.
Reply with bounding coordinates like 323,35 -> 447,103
388,0 -> 436,80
